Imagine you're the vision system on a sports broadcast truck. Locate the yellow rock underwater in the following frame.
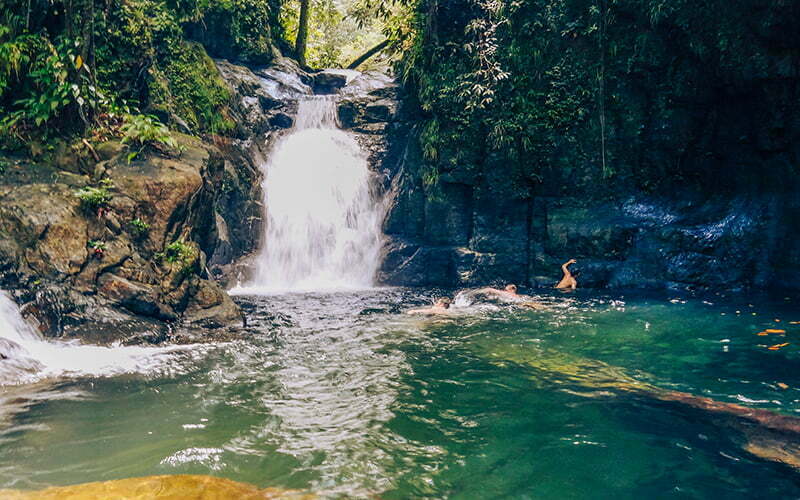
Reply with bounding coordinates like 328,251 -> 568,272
0,474 -> 314,499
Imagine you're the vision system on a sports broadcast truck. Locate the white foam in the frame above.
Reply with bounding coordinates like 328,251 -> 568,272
0,293 -> 195,385
239,97 -> 385,293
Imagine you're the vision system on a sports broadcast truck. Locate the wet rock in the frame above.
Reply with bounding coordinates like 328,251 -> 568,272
334,73 -> 403,182
269,112 -> 294,129
312,71 -> 347,94
97,274 -> 170,319
352,123 -> 388,135
258,95 -> 284,110
183,278 -> 244,328
339,71 -> 397,98
337,101 -> 359,128
215,57 -> 312,135
383,181 -> 800,289
337,98 -> 396,128
379,238 -> 456,286
209,213 -> 234,267
0,338 -> 43,384
364,100 -> 395,122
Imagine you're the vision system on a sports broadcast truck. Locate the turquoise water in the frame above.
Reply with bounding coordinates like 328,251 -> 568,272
1,289 -> 799,497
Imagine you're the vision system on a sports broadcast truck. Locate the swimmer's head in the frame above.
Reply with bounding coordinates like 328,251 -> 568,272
435,297 -> 452,309
505,284 -> 518,294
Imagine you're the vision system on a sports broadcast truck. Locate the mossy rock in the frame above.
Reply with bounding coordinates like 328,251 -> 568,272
147,42 -> 233,134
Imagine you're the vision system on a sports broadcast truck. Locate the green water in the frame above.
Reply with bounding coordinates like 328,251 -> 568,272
1,289 -> 799,497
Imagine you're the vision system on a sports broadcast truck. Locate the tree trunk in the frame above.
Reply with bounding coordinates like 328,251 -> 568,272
347,39 -> 390,70
295,0 -> 310,67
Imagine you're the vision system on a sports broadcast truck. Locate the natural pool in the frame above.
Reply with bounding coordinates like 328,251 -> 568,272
1,289 -> 799,498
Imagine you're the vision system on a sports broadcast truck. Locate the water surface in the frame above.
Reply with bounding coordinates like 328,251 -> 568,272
1,289 -> 799,498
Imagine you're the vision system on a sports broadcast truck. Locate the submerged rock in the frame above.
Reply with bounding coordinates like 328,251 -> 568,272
0,474 -> 314,499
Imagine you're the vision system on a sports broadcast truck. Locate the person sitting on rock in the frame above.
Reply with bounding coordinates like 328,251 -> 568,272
406,297 -> 454,315
556,259 -> 578,290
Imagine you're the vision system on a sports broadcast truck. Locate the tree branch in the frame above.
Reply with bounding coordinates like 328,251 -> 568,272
347,39 -> 390,70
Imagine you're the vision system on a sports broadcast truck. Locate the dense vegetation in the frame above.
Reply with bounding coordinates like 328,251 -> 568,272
2,0 -> 798,198
0,0 -> 402,151
399,0 -> 800,196
0,0 -> 283,150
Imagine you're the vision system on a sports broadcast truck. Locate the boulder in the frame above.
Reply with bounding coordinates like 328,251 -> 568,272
312,71 -> 348,94
0,134 -> 244,344
269,113 -> 294,129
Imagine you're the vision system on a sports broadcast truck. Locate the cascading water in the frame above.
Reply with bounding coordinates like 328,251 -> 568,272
0,293 -> 191,385
234,96 -> 385,293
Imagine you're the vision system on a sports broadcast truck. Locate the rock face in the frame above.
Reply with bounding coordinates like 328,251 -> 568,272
154,54 -> 800,295
380,144 -> 800,290
312,70 -> 348,94
0,136 -> 243,344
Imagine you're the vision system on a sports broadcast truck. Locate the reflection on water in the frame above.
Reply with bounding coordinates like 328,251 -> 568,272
0,289 -> 799,497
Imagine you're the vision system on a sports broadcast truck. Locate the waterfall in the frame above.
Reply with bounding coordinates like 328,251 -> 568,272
0,293 -> 189,385
234,96 -> 385,293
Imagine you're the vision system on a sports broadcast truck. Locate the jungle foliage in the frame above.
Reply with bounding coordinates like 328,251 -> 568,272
399,0 -> 800,195
3,0 -> 798,197
281,0 -> 400,70
0,0 -> 283,147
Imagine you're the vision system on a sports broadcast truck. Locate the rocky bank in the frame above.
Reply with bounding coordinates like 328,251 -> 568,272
0,135 -> 243,344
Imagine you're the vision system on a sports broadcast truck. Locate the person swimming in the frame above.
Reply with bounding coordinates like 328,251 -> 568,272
555,259 -> 578,290
455,284 -> 545,310
474,284 -> 521,301
406,297 -> 454,316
